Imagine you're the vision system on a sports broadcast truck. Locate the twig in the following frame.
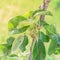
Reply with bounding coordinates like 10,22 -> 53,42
29,38 -> 34,60
29,34 -> 36,60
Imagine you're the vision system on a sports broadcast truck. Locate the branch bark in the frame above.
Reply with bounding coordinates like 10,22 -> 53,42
29,34 -> 37,60
40,0 -> 51,21
29,37 -> 35,60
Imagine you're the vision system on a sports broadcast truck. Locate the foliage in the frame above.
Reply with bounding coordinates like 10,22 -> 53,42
0,2 -> 60,60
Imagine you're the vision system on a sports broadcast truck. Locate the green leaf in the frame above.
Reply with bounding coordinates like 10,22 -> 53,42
48,34 -> 57,55
9,28 -> 19,34
9,54 -> 18,57
10,25 -> 30,34
32,10 -> 44,17
53,34 -> 60,55
0,44 -> 12,56
8,16 -> 27,31
32,10 -> 53,18
32,40 -> 38,60
56,34 -> 60,46
19,35 -> 28,52
54,47 -> 60,54
45,11 -> 53,16
23,11 -> 33,18
44,24 -> 56,34
56,48 -> 60,54
0,44 -> 6,51
48,34 -> 60,55
40,20 -> 48,26
18,25 -> 30,33
7,37 -> 15,46
12,36 -> 24,52
32,32 -> 46,60
39,32 -> 49,42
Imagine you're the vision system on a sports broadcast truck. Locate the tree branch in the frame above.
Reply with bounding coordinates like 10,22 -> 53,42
29,38 -> 35,60
29,0 -> 51,60
40,0 -> 51,21
29,33 -> 36,60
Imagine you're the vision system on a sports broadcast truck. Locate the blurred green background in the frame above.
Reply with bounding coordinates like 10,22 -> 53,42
0,0 -> 60,60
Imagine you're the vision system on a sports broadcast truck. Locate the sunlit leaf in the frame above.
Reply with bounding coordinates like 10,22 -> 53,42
23,11 -> 33,18
12,36 -> 23,52
8,16 -> 27,31
32,10 -> 53,18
